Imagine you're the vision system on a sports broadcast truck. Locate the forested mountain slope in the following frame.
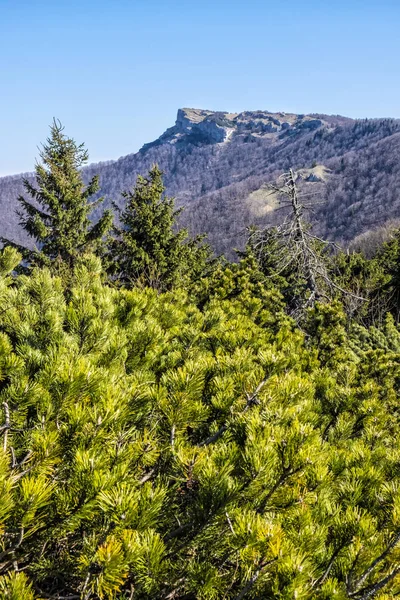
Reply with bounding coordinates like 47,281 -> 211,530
2,108 -> 400,256
4,120 -> 400,599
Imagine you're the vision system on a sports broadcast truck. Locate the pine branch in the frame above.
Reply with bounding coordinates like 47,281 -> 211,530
0,526 -> 24,565
198,424 -> 228,447
232,559 -> 276,600
198,380 -> 266,447
257,466 -> 304,514
17,196 -> 51,221
1,402 -> 10,451
351,566 -> 400,600
164,524 -> 192,541
313,546 -> 343,588
138,468 -> 155,485
348,529 -> 400,596
35,592 -> 80,600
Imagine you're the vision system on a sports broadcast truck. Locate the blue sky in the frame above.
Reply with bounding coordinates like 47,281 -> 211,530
1,0 -> 399,174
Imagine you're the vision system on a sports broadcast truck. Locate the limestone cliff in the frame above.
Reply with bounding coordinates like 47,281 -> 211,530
141,108 -> 329,151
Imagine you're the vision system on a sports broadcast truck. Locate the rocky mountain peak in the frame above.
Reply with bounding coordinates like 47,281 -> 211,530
140,108 -> 333,152
0,108 -> 398,260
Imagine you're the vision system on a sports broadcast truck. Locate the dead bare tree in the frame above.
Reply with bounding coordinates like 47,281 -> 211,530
248,169 -> 364,319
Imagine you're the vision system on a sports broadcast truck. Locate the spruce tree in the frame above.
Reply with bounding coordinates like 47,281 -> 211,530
374,228 -> 400,322
3,119 -> 112,273
108,165 -> 210,291
332,250 -> 390,325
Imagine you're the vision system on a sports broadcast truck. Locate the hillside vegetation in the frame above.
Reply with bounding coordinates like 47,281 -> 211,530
2,122 -> 400,599
2,110 -> 400,257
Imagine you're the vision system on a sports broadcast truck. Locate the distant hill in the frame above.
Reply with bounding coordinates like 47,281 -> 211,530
2,108 -> 400,257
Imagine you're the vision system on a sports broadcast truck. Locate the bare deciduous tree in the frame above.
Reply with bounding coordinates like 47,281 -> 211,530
249,169 -> 364,318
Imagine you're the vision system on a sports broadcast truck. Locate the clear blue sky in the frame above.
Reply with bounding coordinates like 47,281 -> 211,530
1,0 -> 399,175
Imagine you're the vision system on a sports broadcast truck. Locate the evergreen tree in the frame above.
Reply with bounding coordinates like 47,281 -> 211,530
2,120 -> 112,273
374,228 -> 400,321
1,247 -> 400,597
332,250 -> 390,325
108,165 -> 211,291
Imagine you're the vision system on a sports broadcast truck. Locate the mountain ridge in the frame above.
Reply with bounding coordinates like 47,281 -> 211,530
1,108 -> 400,257
140,107 -> 351,151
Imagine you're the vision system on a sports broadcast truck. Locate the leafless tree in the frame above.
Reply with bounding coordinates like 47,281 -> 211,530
249,169 -> 364,318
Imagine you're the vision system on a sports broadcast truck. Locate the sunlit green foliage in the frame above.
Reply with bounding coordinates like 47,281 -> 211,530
108,165 -> 211,291
2,126 -> 400,598
1,246 -> 400,599
1,120 -> 112,275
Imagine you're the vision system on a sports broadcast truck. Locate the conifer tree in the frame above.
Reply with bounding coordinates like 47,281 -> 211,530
1,246 -> 400,598
374,227 -> 400,321
3,119 -> 112,273
108,165 -> 210,291
332,250 -> 390,325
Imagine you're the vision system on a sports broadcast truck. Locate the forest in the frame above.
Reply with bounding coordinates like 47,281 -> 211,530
2,111 -> 400,260
2,121 -> 400,599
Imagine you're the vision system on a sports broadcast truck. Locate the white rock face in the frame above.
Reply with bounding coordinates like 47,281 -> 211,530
141,108 -> 326,151
174,109 -> 230,143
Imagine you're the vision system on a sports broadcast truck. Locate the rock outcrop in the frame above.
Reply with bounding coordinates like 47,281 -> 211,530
4,107 -> 400,260
141,108 -> 329,151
